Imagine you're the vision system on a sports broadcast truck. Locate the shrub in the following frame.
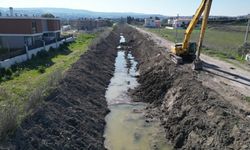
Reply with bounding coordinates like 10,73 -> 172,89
59,44 -> 67,50
31,54 -> 35,59
0,103 -> 19,140
0,68 -> 6,77
26,69 -> 63,112
5,69 -> 12,77
3,75 -> 12,81
49,47 -> 56,53
25,86 -> 44,113
37,50 -> 49,58
13,71 -> 20,77
38,66 -> 46,74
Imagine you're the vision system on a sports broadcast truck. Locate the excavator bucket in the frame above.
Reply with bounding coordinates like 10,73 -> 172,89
192,59 -> 203,70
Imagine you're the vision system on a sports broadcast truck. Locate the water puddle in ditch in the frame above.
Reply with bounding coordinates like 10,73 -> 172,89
104,36 -> 171,150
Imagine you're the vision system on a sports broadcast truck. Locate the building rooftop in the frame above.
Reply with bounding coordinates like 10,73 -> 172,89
0,16 -> 60,20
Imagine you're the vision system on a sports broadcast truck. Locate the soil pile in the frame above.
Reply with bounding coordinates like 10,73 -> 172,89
1,27 -> 120,150
122,25 -> 250,149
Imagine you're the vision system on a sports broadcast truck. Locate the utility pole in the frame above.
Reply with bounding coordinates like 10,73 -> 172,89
244,14 -> 250,44
175,14 -> 179,43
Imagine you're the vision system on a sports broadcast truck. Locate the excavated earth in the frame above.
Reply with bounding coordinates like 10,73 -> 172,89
120,25 -> 250,149
1,27 -> 120,150
2,24 -> 250,150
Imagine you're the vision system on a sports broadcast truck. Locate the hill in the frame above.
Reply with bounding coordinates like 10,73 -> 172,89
0,7 -> 166,19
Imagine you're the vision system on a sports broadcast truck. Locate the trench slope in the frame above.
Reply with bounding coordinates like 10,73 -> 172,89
121,25 -> 250,149
1,28 -> 119,150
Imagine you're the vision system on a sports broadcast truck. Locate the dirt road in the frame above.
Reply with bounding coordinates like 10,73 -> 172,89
135,26 -> 250,111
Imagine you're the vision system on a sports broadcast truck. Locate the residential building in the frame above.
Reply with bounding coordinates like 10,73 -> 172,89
68,18 -> 112,31
144,18 -> 161,28
0,17 -> 60,49
155,20 -> 161,28
0,16 -> 61,61
61,25 -> 71,32
173,18 -> 191,29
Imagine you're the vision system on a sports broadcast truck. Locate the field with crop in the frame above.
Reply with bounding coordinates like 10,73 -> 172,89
146,25 -> 248,62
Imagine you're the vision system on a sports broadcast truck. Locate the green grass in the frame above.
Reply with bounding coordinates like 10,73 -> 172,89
0,33 -> 96,116
146,26 -> 246,62
246,97 -> 250,103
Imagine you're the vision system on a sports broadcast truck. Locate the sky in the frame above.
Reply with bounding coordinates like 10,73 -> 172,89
0,0 -> 249,16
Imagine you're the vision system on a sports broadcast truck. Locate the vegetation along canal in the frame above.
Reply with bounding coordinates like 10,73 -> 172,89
103,35 -> 171,150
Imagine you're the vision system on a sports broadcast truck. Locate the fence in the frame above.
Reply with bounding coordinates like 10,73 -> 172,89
0,37 -> 75,69
0,48 -> 26,61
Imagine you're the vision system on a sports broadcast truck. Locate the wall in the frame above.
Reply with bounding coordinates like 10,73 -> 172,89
0,18 -> 61,34
47,20 -> 61,31
0,19 -> 32,34
1,36 -> 25,49
42,20 -> 48,32
0,37 -> 74,69
35,19 -> 43,33
0,54 -> 28,69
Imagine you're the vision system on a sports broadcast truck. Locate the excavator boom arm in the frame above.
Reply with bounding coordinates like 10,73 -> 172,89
182,0 -> 207,50
196,0 -> 213,58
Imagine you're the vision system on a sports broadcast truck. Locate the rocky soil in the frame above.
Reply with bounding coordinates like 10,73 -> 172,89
120,25 -> 250,149
0,26 -> 120,150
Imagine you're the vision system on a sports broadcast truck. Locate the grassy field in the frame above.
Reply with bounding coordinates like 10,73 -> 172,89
146,25 -> 247,62
0,33 -> 96,138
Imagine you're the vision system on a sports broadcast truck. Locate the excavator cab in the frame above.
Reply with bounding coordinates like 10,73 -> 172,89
171,42 -> 197,64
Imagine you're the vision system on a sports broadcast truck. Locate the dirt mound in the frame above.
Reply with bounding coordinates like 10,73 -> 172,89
123,25 -> 250,149
1,28 -> 120,149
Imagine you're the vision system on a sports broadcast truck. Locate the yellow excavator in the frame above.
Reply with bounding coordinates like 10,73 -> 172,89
170,0 -> 213,70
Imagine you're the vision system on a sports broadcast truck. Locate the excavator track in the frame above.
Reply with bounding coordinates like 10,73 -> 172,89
170,53 -> 183,65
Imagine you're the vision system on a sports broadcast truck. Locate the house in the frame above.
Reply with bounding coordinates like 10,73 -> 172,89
0,16 -> 61,51
0,8 -> 76,68
68,18 -> 113,31
61,25 -> 71,32
155,20 -> 161,28
173,18 -> 191,29
144,18 -> 161,28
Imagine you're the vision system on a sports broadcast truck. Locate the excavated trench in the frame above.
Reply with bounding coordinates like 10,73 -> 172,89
2,24 -> 250,150
103,36 -> 171,150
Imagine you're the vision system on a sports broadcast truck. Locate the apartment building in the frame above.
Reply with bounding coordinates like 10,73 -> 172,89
0,17 -> 61,51
68,18 -> 112,31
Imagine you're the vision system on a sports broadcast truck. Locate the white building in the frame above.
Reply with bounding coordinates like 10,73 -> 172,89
61,25 -> 71,32
144,18 -> 161,28
173,18 -> 191,28
144,18 -> 155,28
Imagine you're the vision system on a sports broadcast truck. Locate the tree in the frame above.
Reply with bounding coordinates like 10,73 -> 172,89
41,13 -> 55,18
155,16 -> 160,20
127,16 -> 133,24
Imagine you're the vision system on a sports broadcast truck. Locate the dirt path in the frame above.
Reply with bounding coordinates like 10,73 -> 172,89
134,26 -> 250,111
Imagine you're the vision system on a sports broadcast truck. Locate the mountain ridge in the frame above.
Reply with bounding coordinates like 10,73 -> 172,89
0,7 -> 166,19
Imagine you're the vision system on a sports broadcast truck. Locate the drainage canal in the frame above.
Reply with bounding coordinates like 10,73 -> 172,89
104,35 -> 171,150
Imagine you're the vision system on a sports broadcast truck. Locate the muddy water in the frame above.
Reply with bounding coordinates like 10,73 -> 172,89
104,40 -> 171,150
